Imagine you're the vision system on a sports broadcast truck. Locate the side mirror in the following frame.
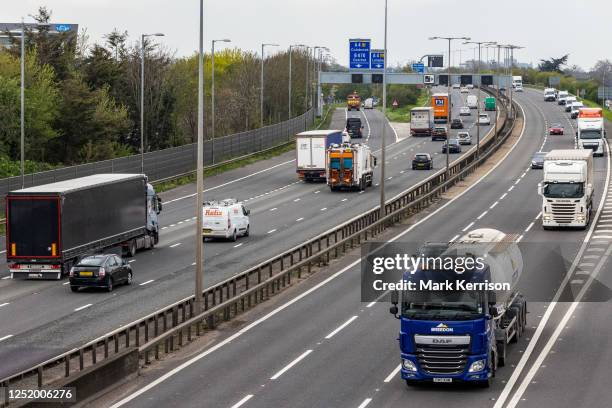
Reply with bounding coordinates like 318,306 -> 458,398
157,196 -> 163,213
373,157 -> 378,166
537,183 -> 543,196
246,209 -> 251,215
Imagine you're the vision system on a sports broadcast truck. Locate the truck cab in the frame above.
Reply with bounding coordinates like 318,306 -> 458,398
576,108 -> 605,156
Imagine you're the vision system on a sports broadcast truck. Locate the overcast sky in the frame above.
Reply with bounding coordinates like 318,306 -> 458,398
4,0 -> 610,70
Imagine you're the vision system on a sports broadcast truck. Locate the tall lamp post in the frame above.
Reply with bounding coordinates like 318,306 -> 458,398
260,43 -> 279,128
380,0 -> 389,219
194,0 -> 205,313
464,41 -> 496,158
429,35 -> 470,176
288,44 -> 305,119
140,32 -> 165,174
211,38 -> 231,164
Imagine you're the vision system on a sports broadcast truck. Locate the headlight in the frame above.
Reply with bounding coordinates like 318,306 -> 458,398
543,215 -> 552,221
402,359 -> 417,372
576,215 -> 585,221
532,161 -> 537,165
468,359 -> 486,373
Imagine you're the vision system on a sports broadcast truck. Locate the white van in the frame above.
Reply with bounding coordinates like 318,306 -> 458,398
363,98 -> 374,109
202,199 -> 250,241
466,94 -> 478,109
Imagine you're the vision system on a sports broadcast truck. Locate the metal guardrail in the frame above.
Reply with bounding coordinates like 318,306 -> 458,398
0,109 -> 316,216
0,91 -> 517,404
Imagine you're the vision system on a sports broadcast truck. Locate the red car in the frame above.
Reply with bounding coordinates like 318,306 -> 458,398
549,123 -> 564,135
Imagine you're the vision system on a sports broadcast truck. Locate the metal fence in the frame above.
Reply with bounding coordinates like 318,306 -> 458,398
0,109 -> 315,213
0,93 -> 517,406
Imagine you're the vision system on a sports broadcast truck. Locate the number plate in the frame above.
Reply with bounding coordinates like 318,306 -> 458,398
433,378 -> 452,383
203,229 -> 212,234
79,271 -> 94,277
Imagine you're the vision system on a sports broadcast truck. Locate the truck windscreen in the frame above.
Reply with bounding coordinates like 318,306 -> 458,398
8,198 -> 60,258
402,291 -> 484,320
543,182 -> 584,198
579,129 -> 602,139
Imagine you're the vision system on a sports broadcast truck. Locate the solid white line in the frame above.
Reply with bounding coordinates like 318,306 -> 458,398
0,335 -> 13,342
357,398 -> 373,408
267,229 -> 277,234
0,250 -> 5,254
462,221 -> 475,232
270,349 -> 313,380
234,243 -> 243,248
229,394 -> 253,408
0,303 -> 9,308
169,243 -> 181,248
384,364 -> 402,383
139,280 -> 154,286
163,159 -> 295,205
325,316 -> 358,339
75,304 -> 92,312
593,235 -> 612,239
109,100 -> 527,408
63,281 -> 70,285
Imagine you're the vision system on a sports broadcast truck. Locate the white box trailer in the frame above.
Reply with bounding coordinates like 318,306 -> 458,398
410,107 -> 434,137
296,130 -> 344,181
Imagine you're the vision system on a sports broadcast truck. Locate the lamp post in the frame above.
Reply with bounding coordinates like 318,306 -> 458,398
380,0 -> 389,219
429,36 -> 470,176
140,32 -> 165,174
260,43 -> 279,128
211,38 -> 231,163
288,44 -> 305,119
194,0 -> 204,313
464,41 -> 496,158
313,46 -> 329,116
504,44 -> 523,119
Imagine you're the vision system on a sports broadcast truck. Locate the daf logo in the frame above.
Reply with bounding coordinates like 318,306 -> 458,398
432,338 -> 452,344
431,323 -> 453,333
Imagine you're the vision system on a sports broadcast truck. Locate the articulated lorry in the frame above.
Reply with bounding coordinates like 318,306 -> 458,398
410,107 -> 435,137
431,93 -> 450,123
576,108 -> 605,157
539,150 -> 593,229
296,130 -> 344,181
389,228 -> 526,387
326,143 -> 376,191
6,174 -> 162,279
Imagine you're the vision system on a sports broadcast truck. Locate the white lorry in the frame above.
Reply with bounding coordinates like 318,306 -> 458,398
327,143 -> 376,191
202,199 -> 250,241
512,76 -> 523,91
296,130 -> 344,181
557,90 -> 569,105
576,108 -> 606,156
409,107 -> 435,137
539,150 -> 593,229
466,94 -> 478,109
544,88 -> 557,102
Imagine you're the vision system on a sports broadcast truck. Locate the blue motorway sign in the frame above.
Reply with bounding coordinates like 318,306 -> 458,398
371,50 -> 385,70
55,24 -> 72,32
349,39 -> 371,69
411,63 -> 425,73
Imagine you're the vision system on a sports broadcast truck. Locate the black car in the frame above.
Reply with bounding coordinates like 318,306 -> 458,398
412,153 -> 433,170
69,254 -> 133,292
442,139 -> 461,153
531,151 -> 547,169
432,126 -> 448,141
346,118 -> 363,138
450,118 -> 464,129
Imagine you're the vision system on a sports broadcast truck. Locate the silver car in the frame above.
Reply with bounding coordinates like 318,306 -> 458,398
457,131 -> 472,145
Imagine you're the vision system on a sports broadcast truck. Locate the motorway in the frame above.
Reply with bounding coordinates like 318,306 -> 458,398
103,88 -> 612,408
0,88 -> 496,378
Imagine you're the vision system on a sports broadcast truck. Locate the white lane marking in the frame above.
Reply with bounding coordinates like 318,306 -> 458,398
270,349 -> 313,380
269,208 -> 277,212
535,211 -> 542,220
234,243 -> 243,248
0,303 -> 9,308
594,229 -> 612,233
490,201 -> 499,209
341,198 -> 348,202
177,221 -> 183,225
108,101 -> 528,408
296,218 -> 304,222
320,207 -> 327,211
450,234 -> 460,242
314,190 -> 321,194
191,262 -> 196,266
128,260 -> 136,263
500,193 -> 508,200
139,280 -> 154,286
229,394 -> 253,408
325,316 -> 358,339
357,398 -> 373,408
366,301 -> 377,308
0,250 -> 6,254
570,279 -> 584,284
462,222 -> 475,232
508,185 -> 514,192
161,227 -> 168,230
516,234 -> 524,242
163,159 -> 295,205
477,210 -> 488,220
384,364 -> 402,383
63,281 -> 70,285
0,335 -> 13,342
293,198 -> 301,202
184,219 -> 190,222
593,235 -> 612,239
169,243 -> 182,248
170,224 -> 176,227
267,229 -> 277,234
1,276 -> 10,280
525,222 -> 535,232
75,304 -> 92,312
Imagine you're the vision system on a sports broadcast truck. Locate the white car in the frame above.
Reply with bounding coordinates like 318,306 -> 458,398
452,83 -> 461,89
459,106 -> 471,116
478,113 -> 491,125
466,84 -> 474,89
363,98 -> 374,109
202,199 -> 250,241
457,131 -> 472,145
460,87 -> 469,93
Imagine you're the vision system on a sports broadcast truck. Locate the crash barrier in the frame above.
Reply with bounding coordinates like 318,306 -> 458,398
0,92 -> 516,406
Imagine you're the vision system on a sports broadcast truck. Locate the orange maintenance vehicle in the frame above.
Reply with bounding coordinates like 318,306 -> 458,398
347,92 -> 361,111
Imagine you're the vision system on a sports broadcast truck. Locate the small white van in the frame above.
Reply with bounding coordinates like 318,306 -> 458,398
202,199 -> 250,241
363,98 -> 374,109
466,94 -> 478,109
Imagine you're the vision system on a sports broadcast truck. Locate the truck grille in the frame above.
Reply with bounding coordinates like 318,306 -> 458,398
415,343 -> 469,375
551,203 -> 576,223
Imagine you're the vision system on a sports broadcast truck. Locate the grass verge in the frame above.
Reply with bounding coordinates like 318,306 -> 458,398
380,90 -> 430,123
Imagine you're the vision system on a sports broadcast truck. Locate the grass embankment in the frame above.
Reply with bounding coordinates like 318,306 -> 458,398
380,91 -> 430,123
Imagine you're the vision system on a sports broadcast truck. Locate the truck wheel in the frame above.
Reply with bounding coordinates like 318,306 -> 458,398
509,307 -> 521,342
496,340 -> 507,367
107,278 -> 114,292
154,232 -> 159,245
127,239 -> 137,257
359,178 -> 365,191
70,286 -> 79,293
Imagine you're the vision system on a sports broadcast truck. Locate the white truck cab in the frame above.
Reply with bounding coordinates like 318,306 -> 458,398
539,150 -> 593,229
576,108 -> 605,156
202,199 -> 250,241
557,90 -> 569,105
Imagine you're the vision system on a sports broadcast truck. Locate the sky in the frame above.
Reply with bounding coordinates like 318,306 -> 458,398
4,0 -> 611,70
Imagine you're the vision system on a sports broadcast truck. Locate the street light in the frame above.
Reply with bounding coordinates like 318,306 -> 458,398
140,32 -> 165,174
313,46 -> 329,116
464,41 -> 496,158
429,36 -> 470,176
194,0 -> 204,313
211,38 -> 231,163
260,43 -> 279,128
504,44 -> 523,119
288,44 -> 306,119
380,0 -> 389,220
